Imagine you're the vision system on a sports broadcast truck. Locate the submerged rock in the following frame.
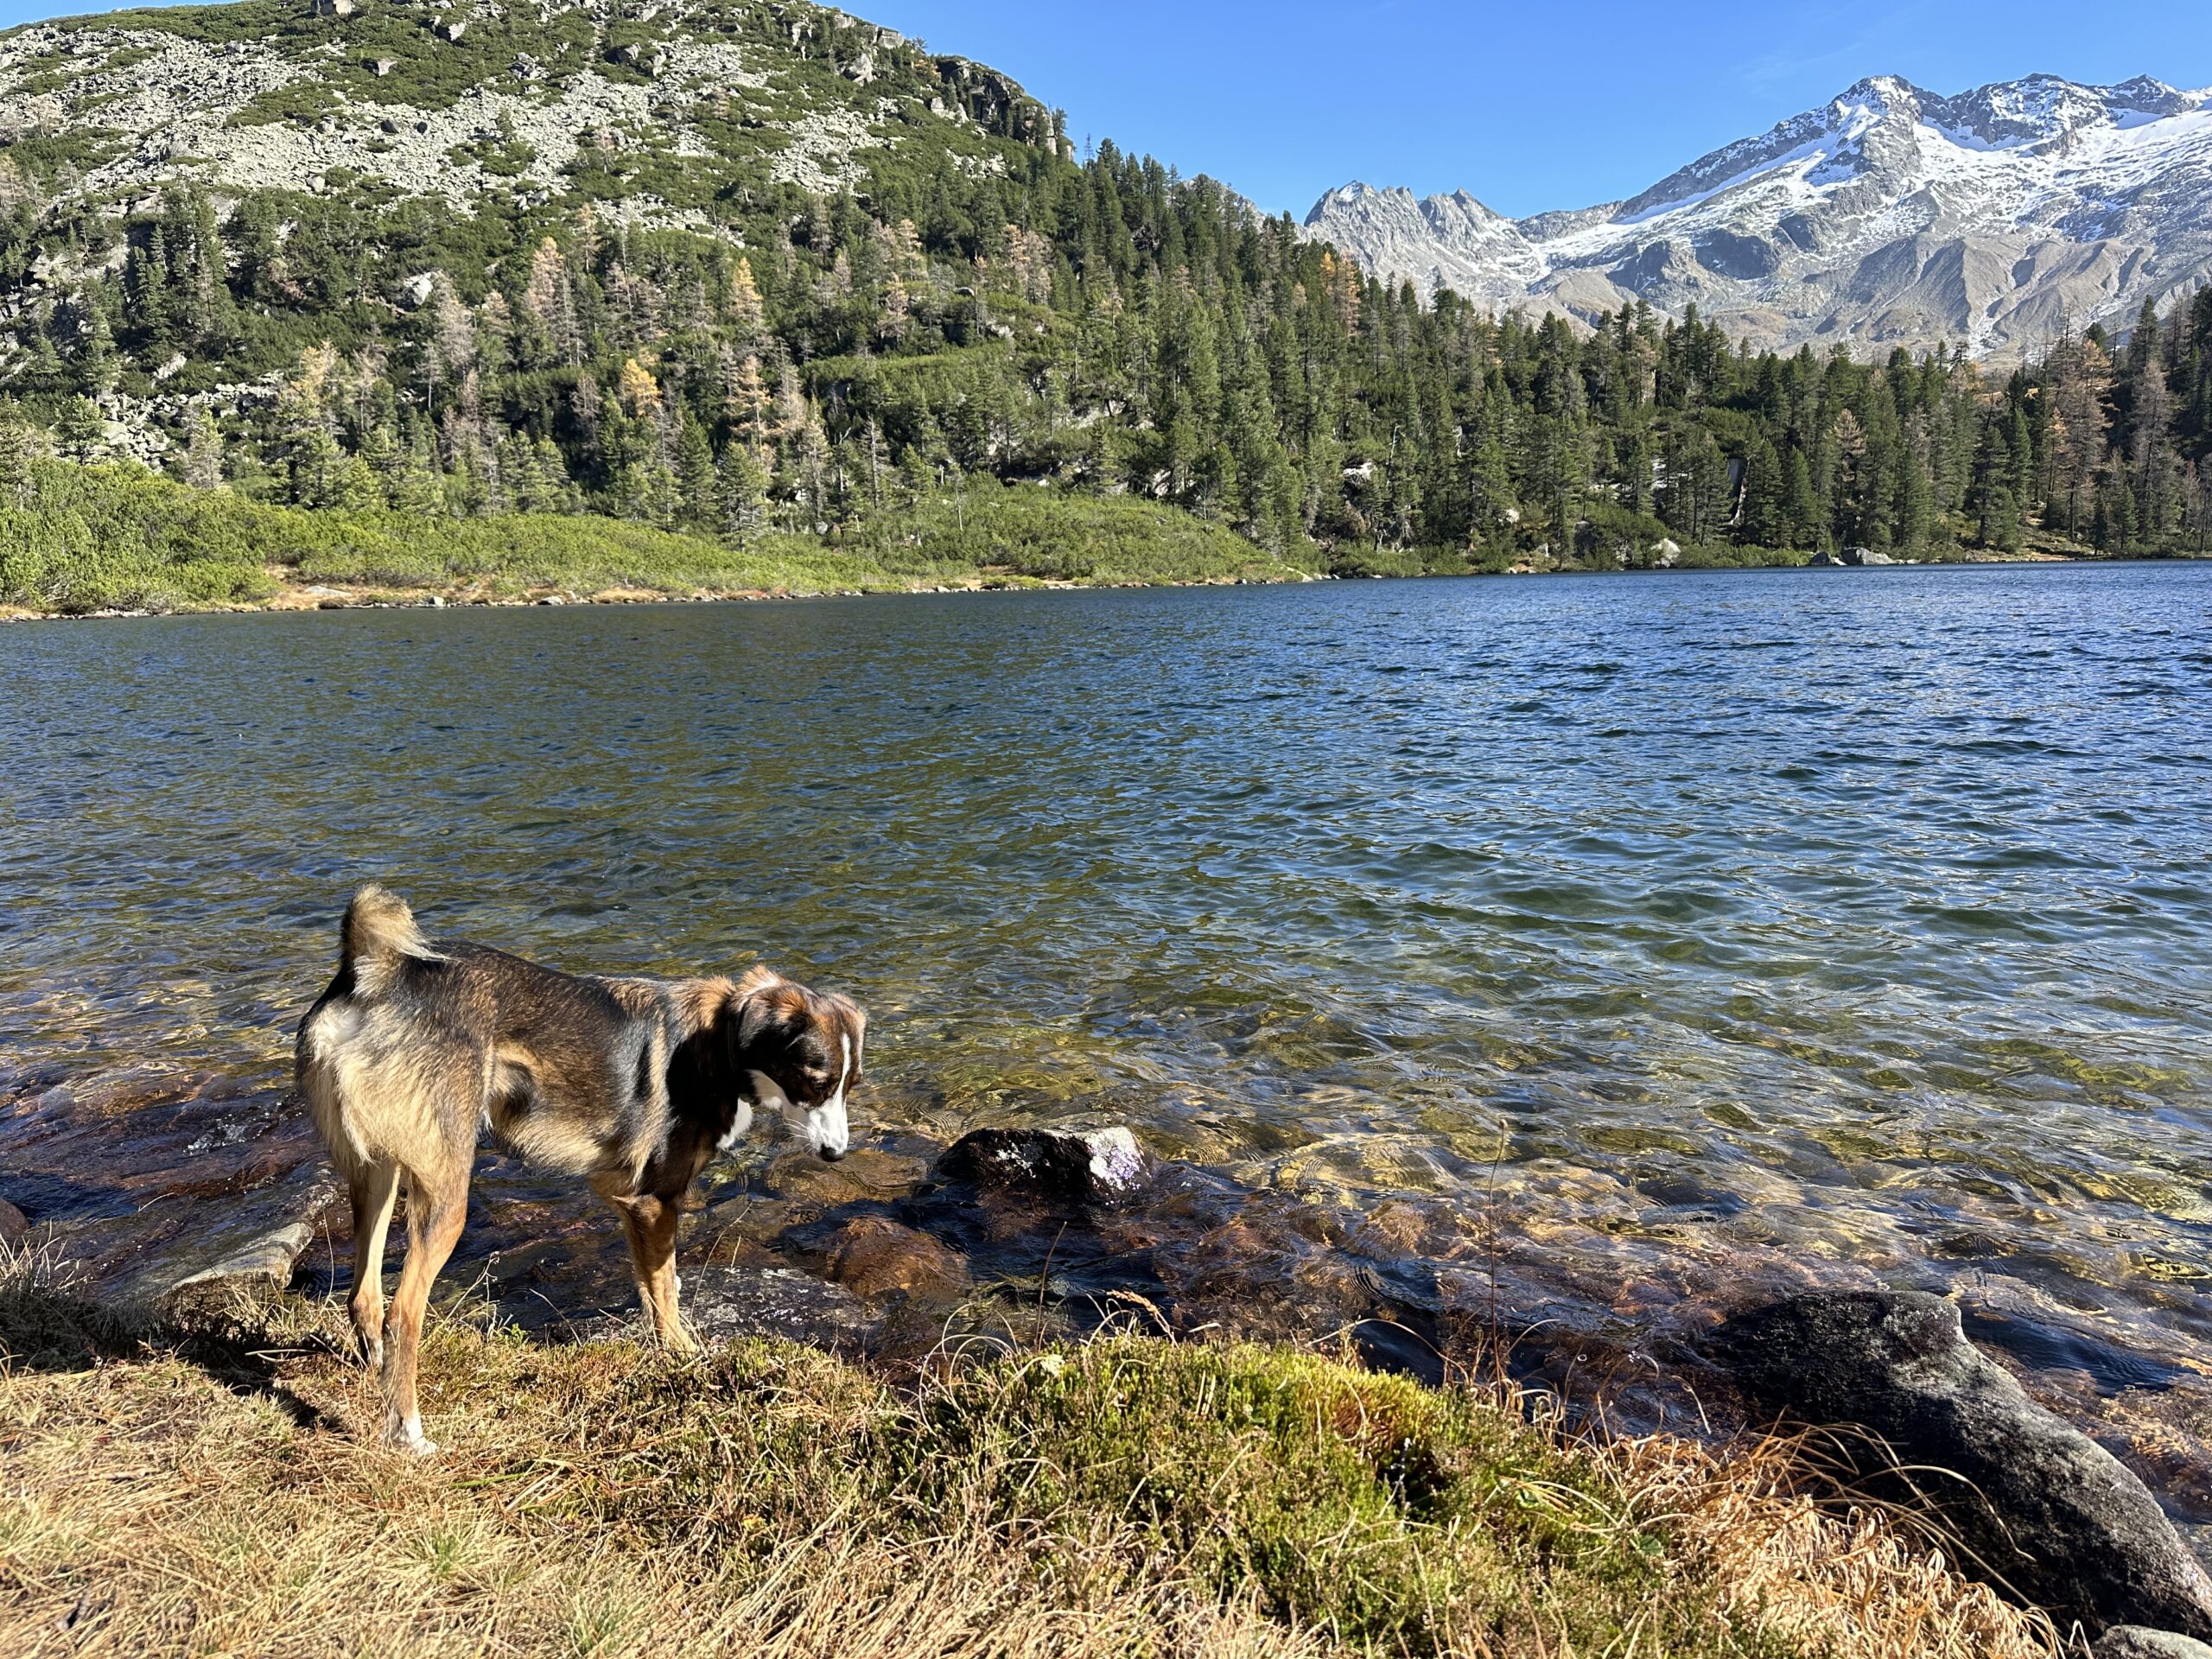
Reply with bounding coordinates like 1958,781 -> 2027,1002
760,1147 -> 927,1205
1713,1291 -> 2212,1638
819,1217 -> 969,1301
104,1163 -> 339,1308
669,1266 -> 876,1350
937,1126 -> 1157,1200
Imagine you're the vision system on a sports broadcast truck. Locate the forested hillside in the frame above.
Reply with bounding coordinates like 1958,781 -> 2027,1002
0,0 -> 2209,609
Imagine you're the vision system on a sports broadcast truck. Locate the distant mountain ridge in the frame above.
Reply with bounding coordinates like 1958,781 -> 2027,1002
1305,74 -> 2212,357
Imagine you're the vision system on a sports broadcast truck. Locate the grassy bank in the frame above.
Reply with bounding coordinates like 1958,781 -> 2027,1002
0,1268 -> 2052,1659
0,460 -> 1314,616
0,457 -> 2120,621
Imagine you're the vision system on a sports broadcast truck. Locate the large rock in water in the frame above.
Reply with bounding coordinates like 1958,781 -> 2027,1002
937,1127 -> 1157,1200
1713,1291 -> 2212,1638
818,1217 -> 969,1301
102,1163 -> 340,1309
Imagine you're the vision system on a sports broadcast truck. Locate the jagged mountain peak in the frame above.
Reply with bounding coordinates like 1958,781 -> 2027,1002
1307,71 -> 2212,358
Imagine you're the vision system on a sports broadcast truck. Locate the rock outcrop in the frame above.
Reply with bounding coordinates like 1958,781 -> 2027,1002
1713,1291 -> 2212,1638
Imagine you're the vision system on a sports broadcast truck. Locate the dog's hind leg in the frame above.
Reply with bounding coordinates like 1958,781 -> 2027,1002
346,1160 -> 400,1370
378,1161 -> 471,1456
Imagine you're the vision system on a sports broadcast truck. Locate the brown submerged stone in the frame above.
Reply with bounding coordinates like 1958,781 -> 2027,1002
822,1217 -> 970,1301
760,1148 -> 928,1205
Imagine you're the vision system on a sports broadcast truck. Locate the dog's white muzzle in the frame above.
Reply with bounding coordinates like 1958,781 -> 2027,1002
745,1036 -> 852,1162
804,1095 -> 849,1162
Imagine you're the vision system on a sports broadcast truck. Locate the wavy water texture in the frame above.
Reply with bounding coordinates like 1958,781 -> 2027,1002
1,564 -> 2209,1397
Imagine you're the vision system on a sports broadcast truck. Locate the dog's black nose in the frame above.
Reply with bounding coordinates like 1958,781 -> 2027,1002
818,1147 -> 847,1163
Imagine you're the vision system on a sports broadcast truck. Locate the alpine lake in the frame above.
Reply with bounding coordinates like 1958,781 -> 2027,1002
4,561 -> 2209,1510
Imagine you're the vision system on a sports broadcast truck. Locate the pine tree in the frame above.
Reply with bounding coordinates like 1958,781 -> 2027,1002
330,451 -> 385,513
1897,413 -> 1935,556
77,304 -> 118,395
390,429 -> 448,515
1453,407 -> 1504,550
675,412 -> 716,530
1781,446 -> 1816,549
55,396 -> 105,461
1741,435 -> 1784,547
180,410 -> 225,489
716,441 -> 770,537
535,437 -> 580,513
0,402 -> 44,505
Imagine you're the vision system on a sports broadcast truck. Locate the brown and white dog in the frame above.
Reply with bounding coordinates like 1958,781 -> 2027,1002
296,886 -> 866,1454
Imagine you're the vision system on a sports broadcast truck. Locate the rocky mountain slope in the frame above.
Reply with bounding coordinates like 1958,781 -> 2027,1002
0,0 -> 1066,467
1306,74 -> 2212,357
0,0 -> 1054,323
0,0 -> 1055,210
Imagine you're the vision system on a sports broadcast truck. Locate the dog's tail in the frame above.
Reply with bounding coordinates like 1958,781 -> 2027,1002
340,884 -> 442,998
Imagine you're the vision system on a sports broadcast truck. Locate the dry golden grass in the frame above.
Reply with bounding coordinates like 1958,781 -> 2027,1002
0,1255 -> 2063,1659
1610,1429 -> 2061,1659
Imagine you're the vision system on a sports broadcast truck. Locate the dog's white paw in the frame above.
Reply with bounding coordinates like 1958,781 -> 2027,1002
383,1414 -> 439,1458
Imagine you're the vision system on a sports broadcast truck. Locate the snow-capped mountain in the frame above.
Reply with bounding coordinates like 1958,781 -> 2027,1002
1306,74 -> 2212,357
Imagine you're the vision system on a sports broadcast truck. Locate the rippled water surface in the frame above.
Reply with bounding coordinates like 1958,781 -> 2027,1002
4,564 -> 2211,1387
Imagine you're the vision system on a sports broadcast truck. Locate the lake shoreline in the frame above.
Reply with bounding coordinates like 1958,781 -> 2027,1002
0,545 -> 2173,622
0,1262 -> 2063,1659
6,1106 -> 2204,1656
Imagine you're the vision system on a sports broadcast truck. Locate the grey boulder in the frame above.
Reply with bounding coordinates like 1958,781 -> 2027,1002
2099,1630 -> 2212,1659
1713,1290 -> 2212,1639
105,1164 -> 340,1309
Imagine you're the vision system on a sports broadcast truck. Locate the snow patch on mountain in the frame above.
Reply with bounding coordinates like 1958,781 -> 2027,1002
1307,74 -> 2212,357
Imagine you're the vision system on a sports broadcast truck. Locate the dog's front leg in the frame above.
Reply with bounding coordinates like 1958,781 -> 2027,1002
596,1183 -> 700,1355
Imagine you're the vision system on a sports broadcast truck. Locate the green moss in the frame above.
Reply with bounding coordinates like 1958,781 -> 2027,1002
506,1334 -> 1801,1656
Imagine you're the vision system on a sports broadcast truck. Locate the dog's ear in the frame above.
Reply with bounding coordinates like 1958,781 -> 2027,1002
839,995 -> 867,1069
727,970 -> 808,1061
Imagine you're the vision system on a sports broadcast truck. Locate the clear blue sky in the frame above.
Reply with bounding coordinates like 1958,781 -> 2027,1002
6,0 -> 2210,219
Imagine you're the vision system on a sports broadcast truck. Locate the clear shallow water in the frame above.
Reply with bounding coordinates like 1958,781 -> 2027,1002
3,564 -> 2211,1390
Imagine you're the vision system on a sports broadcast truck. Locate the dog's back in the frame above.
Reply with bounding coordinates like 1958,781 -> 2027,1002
297,886 -> 675,1185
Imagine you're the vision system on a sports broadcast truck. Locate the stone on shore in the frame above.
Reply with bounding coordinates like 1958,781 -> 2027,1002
938,1126 -> 1157,1200
2099,1630 -> 2212,1659
1712,1290 -> 2212,1639
0,1198 -> 27,1243
613,1266 -> 876,1350
105,1164 -> 340,1308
